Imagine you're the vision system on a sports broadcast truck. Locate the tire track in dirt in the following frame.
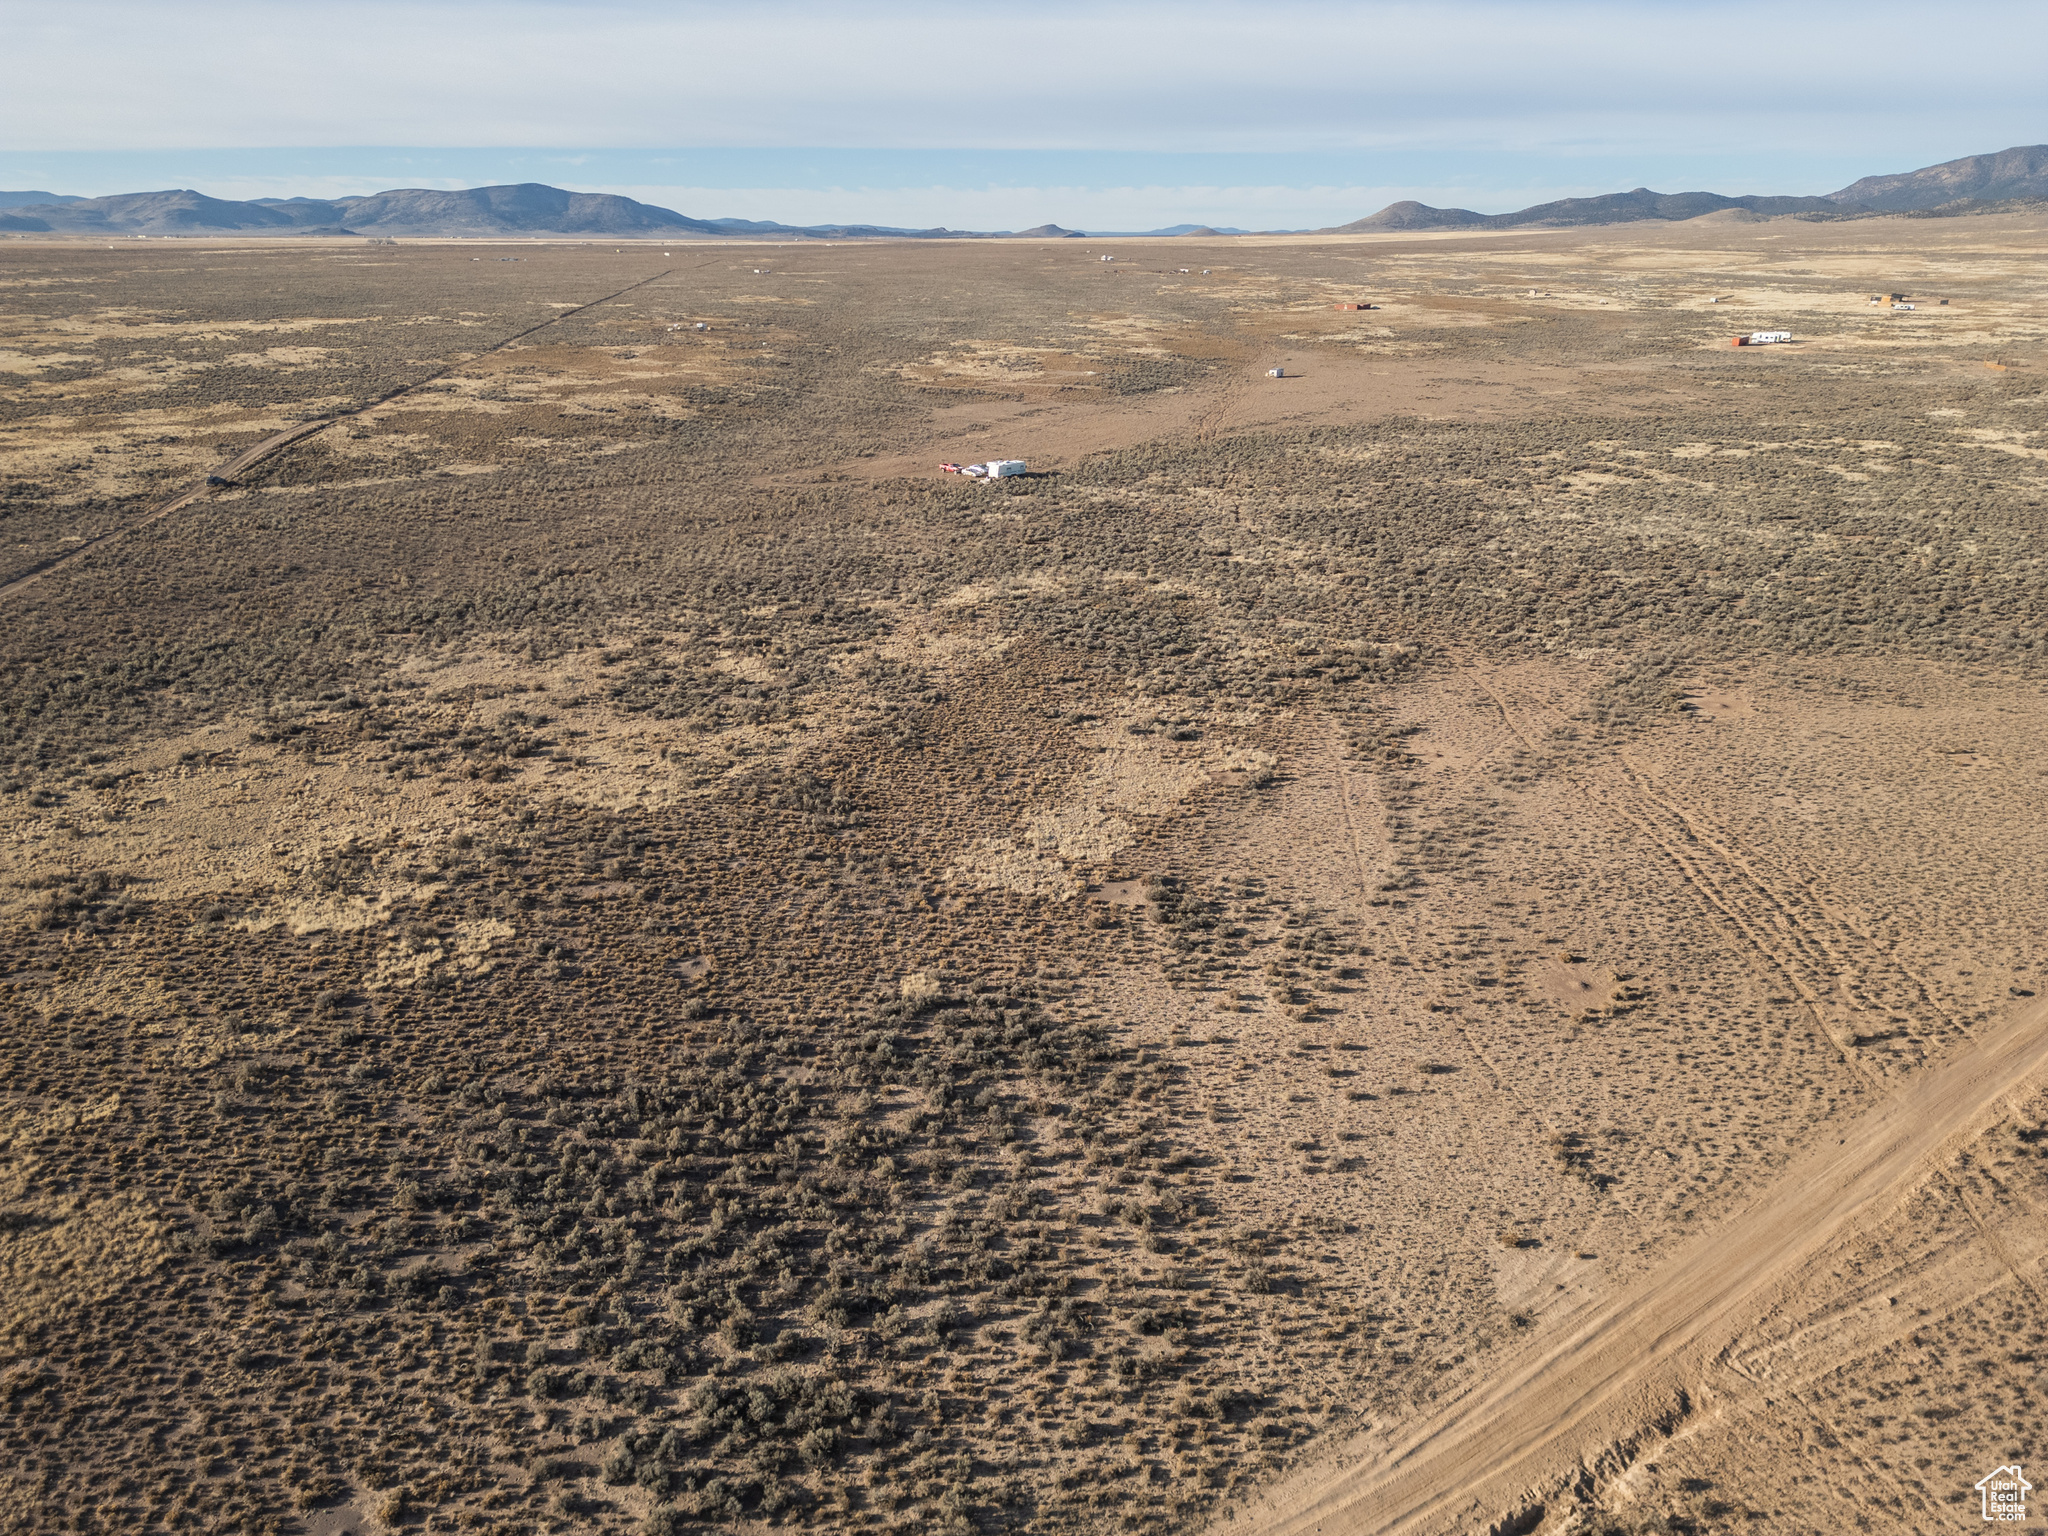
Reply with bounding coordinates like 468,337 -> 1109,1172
1722,1361 -> 1941,1523
1466,669 -> 1540,756
1719,1160 -> 2048,1392
0,266 -> 681,603
1673,1151 -> 2048,1528
1234,675 -> 2048,1534
1229,988 -> 2048,1536
1615,736 -> 2048,1409
1936,1167 -> 2048,1310
1328,719 -> 1537,1119
1612,740 -> 2048,1334
1192,365 -> 1252,445
1607,753 -> 2048,1326
1618,754 -> 1968,1062
1462,669 -> 1923,1086
1612,776 -> 1887,1088
1456,669 -> 1935,1092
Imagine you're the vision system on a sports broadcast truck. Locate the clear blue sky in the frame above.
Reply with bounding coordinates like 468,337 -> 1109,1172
2,1 -> 2041,228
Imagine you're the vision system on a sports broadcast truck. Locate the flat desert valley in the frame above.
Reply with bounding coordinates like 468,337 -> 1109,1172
3,211 -> 2047,1535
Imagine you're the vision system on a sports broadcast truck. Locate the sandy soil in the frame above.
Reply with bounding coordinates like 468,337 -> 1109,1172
2,210 -> 2046,1536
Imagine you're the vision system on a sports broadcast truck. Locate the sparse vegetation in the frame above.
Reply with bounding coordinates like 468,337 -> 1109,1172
2,221 -> 2045,1536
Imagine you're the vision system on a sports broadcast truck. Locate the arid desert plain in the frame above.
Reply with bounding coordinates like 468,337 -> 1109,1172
3,211 -> 2048,1536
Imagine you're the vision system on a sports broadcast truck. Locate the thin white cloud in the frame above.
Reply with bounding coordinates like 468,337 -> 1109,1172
4,0 -> 2042,158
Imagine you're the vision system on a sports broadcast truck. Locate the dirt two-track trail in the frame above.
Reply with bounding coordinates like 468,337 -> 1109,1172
0,265 -> 685,603
1235,989 -> 2048,1536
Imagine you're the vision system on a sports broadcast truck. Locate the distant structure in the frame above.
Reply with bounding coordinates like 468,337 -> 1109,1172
940,460 -> 1027,480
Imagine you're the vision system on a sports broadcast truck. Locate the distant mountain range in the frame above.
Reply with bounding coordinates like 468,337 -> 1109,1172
0,183 -> 1241,241
0,185 -> 725,238
3,145 -> 2043,240
1324,188 -> 1842,233
1827,143 -> 2048,212
1324,144 -> 2048,232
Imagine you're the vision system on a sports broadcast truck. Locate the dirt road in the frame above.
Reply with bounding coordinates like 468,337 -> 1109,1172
0,266 -> 676,604
1230,988 -> 2048,1535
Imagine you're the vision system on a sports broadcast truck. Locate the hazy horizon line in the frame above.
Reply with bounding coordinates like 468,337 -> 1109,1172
0,143 -> 1984,231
